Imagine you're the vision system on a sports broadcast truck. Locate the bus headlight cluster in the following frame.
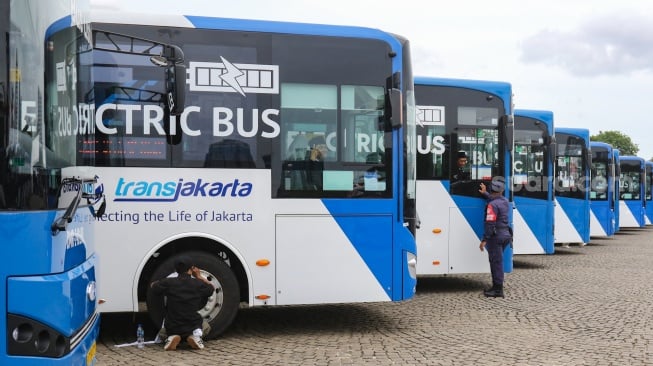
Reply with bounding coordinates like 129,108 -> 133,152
7,314 -> 69,358
407,251 -> 417,279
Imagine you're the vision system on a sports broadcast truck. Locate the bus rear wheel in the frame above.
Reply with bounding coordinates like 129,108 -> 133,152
146,251 -> 240,339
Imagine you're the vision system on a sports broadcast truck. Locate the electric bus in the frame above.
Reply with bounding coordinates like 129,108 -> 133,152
513,109 -> 554,254
553,127 -> 590,246
87,12 -> 418,337
1,1 -> 102,364
645,161 -> 653,225
589,141 -> 618,237
414,77 -> 513,275
618,155 -> 646,228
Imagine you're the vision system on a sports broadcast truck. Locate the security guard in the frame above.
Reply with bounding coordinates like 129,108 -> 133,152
478,178 -> 512,298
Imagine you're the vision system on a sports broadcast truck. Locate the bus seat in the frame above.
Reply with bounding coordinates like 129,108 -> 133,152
204,139 -> 255,168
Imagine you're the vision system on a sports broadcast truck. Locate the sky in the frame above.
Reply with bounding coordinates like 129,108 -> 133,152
90,0 -> 653,159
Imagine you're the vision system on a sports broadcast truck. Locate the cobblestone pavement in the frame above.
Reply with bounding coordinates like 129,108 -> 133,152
96,227 -> 653,365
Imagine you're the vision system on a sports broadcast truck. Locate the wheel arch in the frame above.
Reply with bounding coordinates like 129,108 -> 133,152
135,232 -> 251,310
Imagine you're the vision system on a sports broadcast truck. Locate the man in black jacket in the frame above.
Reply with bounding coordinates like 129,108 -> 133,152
151,256 -> 215,350
451,151 -> 471,182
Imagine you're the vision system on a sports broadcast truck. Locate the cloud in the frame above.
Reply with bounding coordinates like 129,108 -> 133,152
520,13 -> 653,77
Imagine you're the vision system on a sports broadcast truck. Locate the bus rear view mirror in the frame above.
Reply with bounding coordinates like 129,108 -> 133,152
387,88 -> 402,129
166,63 -> 186,116
500,114 -> 514,151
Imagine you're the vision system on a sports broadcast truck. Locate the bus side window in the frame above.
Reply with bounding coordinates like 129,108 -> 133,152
204,139 -> 256,168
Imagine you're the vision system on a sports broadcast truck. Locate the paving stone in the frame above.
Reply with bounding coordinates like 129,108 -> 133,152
96,227 -> 653,365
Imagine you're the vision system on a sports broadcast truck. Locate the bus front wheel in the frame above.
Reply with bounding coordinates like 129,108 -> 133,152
146,251 -> 240,339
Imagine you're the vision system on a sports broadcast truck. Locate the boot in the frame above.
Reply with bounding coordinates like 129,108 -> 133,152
483,284 -> 504,298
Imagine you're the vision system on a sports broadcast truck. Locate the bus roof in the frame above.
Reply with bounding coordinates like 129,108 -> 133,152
90,11 -> 405,45
554,127 -> 590,141
415,76 -> 512,105
589,141 -> 613,150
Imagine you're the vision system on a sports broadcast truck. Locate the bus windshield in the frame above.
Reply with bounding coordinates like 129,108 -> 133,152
89,24 -> 395,198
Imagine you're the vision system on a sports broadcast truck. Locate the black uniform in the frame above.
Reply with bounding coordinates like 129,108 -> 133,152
482,193 -> 512,286
452,167 -> 470,182
151,273 -> 214,336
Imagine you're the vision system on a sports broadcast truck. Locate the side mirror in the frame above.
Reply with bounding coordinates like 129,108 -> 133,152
166,63 -> 186,116
500,114 -> 514,151
154,45 -> 186,116
387,88 -> 402,129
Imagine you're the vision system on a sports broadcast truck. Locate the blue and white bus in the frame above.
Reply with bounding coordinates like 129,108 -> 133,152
553,127 -> 590,246
645,161 -> 653,225
414,77 -> 513,275
1,1 -> 102,364
589,141 -> 618,237
513,109 -> 555,254
88,12 -> 418,337
618,156 -> 646,228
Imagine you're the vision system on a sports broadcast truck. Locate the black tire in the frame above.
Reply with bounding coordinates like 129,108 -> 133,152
146,251 -> 240,339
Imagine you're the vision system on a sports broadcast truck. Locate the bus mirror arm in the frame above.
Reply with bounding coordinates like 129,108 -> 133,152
51,177 -> 104,235
89,196 -> 107,218
93,30 -> 186,116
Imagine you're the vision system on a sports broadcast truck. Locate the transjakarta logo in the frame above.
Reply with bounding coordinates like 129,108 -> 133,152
114,177 -> 253,202
187,57 -> 279,96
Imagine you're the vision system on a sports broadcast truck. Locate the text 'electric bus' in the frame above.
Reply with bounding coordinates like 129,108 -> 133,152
554,127 -> 590,246
513,109 -> 555,254
414,77 -> 513,275
87,12 -> 418,337
618,155 -> 646,228
1,0 -> 102,364
589,141 -> 618,237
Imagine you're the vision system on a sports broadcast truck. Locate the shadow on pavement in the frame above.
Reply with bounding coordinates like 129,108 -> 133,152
416,275 -> 486,294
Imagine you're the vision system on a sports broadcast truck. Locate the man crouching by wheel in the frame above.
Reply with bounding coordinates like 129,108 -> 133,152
151,256 -> 215,350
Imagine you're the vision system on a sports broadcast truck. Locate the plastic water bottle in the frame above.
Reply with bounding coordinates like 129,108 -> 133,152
136,324 -> 145,349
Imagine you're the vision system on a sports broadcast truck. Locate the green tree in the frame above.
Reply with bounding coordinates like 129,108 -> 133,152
590,130 -> 639,156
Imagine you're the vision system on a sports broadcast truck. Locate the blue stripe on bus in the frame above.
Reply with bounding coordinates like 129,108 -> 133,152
514,196 -> 555,253
591,204 -> 615,236
321,200 -> 401,300
556,196 -> 591,242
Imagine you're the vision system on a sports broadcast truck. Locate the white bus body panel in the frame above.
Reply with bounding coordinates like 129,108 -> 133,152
416,181 -> 489,275
276,215 -> 389,304
553,198 -> 584,244
94,167 -> 389,312
589,210 -> 608,237
618,201 -> 640,228
512,208 -> 545,254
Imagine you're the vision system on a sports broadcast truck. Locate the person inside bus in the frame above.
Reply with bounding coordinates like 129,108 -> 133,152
451,151 -> 470,182
150,256 -> 215,351
306,135 -> 328,190
478,178 -> 512,298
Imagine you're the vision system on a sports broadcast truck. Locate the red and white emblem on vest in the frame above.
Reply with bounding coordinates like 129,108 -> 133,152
486,205 -> 497,222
